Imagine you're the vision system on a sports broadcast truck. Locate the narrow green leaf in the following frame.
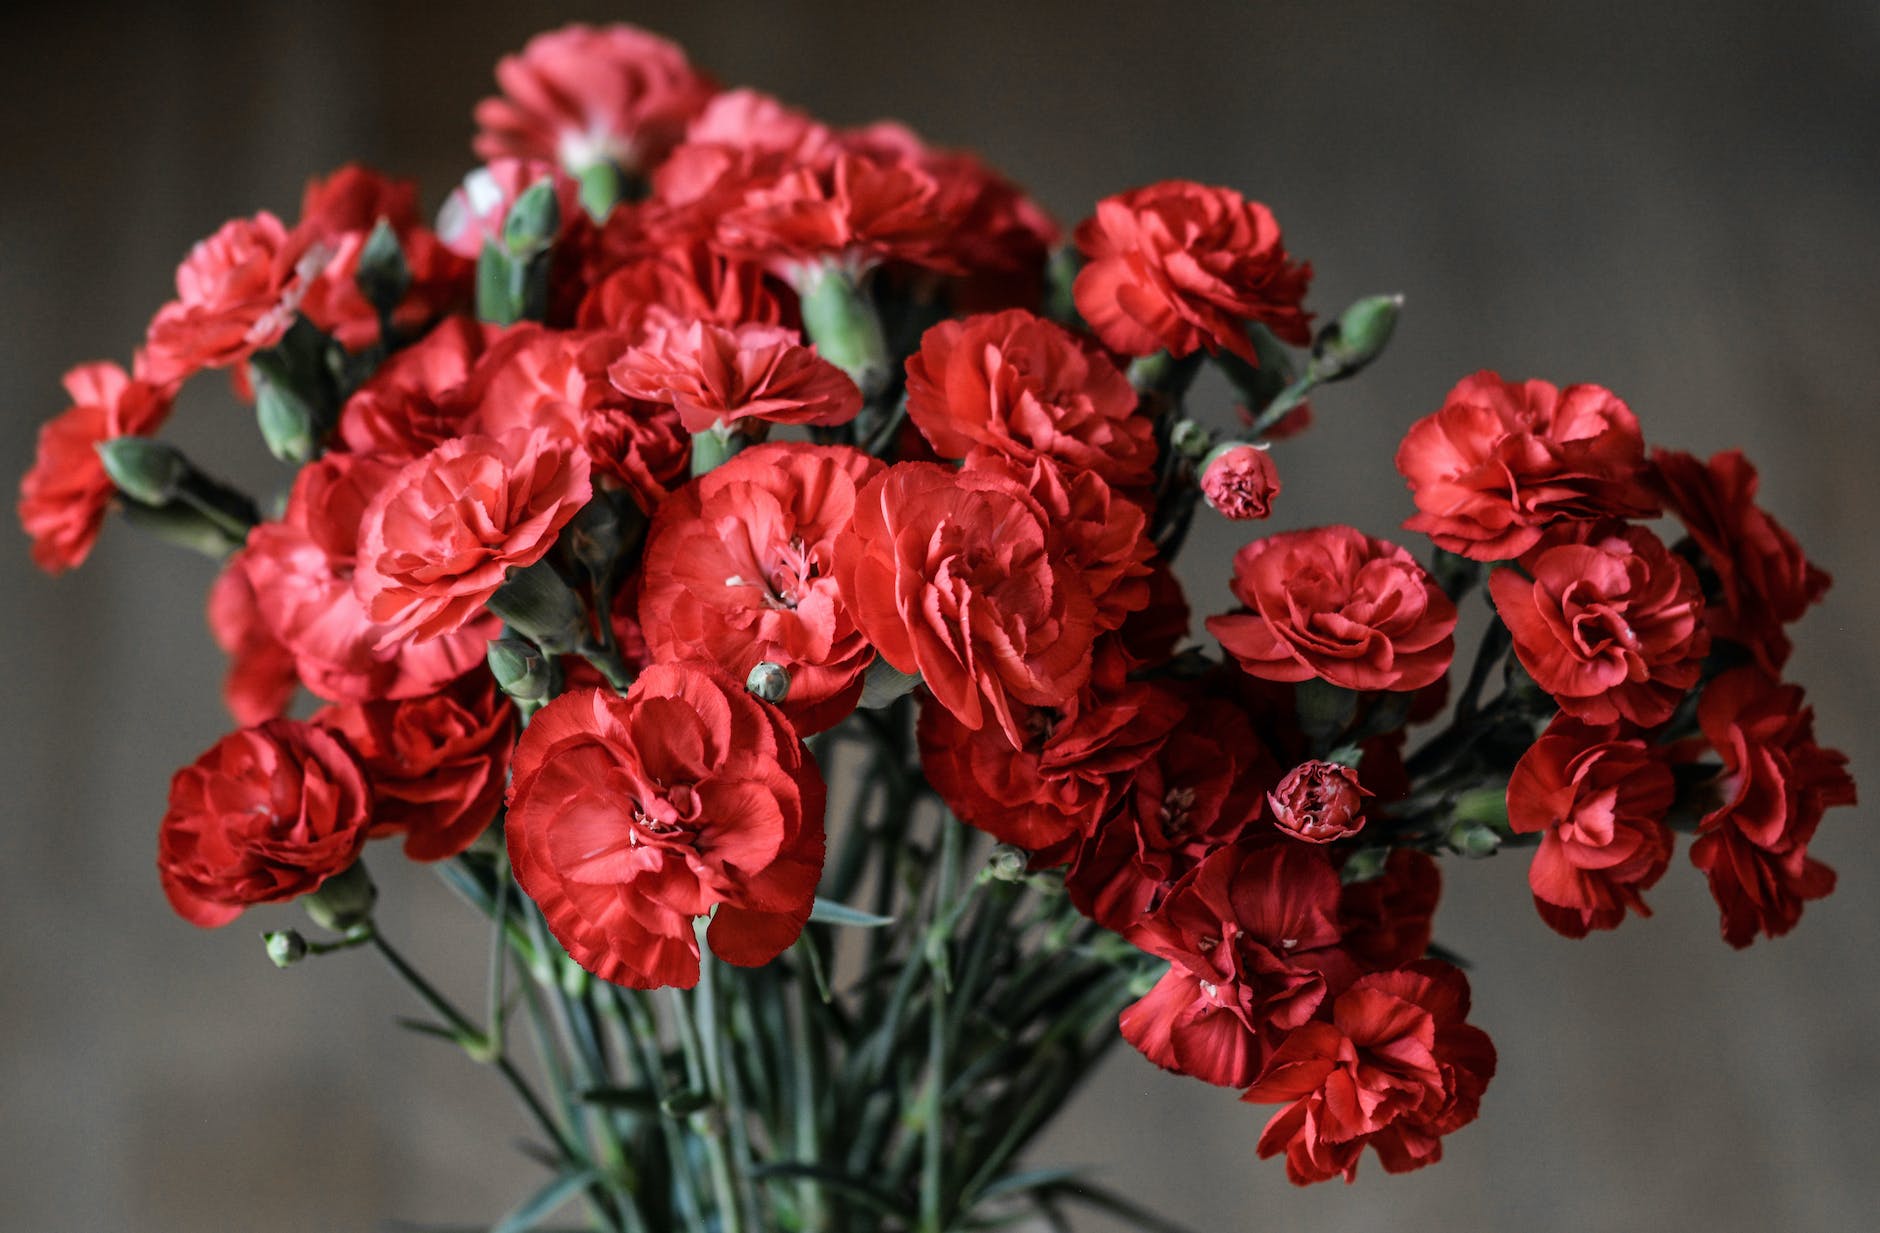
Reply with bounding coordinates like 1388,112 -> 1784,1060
577,1085 -> 662,1112
1043,1180 -> 1205,1233
749,1162 -> 914,1221
809,897 -> 895,928
491,1168 -> 598,1233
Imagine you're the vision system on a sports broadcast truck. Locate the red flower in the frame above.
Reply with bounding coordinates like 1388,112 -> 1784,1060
473,23 -> 716,176
1396,372 -> 1658,561
142,213 -> 299,386
1072,180 -> 1312,362
354,429 -> 592,645
1201,444 -> 1281,520
1488,523 -> 1707,727
1244,962 -> 1496,1184
157,719 -> 374,927
919,650 -> 1181,853
1506,716 -> 1675,937
1269,761 -> 1371,844
904,309 -> 1154,487
436,159 -> 583,261
315,674 -> 516,862
505,666 -> 826,989
18,361 -> 173,573
607,319 -> 860,434
1338,850 -> 1442,971
1651,448 -> 1831,674
834,462 -> 1098,747
237,454 -> 492,704
206,562 -> 299,725
639,443 -> 884,735
1066,692 -> 1277,932
1690,668 -> 1856,947
1121,843 -> 1355,1089
1208,526 -> 1456,692
336,317 -> 491,458
467,325 -> 690,512
576,242 -> 784,335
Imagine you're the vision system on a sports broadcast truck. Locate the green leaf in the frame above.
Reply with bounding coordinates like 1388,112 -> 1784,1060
354,217 -> 412,318
577,1085 -> 662,1112
809,897 -> 895,928
973,1165 -> 1088,1203
491,1168 -> 598,1233
749,1162 -> 915,1221
1041,1180 -> 1204,1233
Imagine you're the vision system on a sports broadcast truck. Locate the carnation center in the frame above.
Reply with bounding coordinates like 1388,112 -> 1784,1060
630,782 -> 702,842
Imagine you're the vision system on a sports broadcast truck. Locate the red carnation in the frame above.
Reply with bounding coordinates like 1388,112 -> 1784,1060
1396,371 -> 1658,561
1506,716 -> 1675,937
1244,962 -> 1496,1185
336,317 -> 491,459
1201,444 -> 1281,521
355,429 -> 592,645
436,159 -> 583,261
834,462 -> 1098,748
505,666 -> 826,989
1121,843 -> 1355,1089
19,361 -> 173,573
1073,180 -> 1312,362
639,443 -> 884,734
206,562 -> 299,725
1208,525 -> 1456,693
315,674 -> 516,862
142,213 -> 299,386
576,242 -> 784,335
904,309 -> 1153,487
1338,849 -> 1442,971
474,23 -> 716,176
157,719 -> 374,927
608,319 -> 861,434
1651,448 -> 1832,674
1488,523 -> 1707,727
1269,761 -> 1371,844
1690,668 -> 1856,947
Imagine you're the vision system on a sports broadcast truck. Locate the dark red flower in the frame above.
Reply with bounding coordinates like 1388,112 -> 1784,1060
505,666 -> 826,988
1489,523 -> 1707,727
1338,849 -> 1442,971
336,317 -> 491,459
1208,526 -> 1456,692
207,561 -> 299,725
576,242 -> 784,335
18,361 -> 173,573
1507,716 -> 1675,937
157,719 -> 374,927
608,319 -> 861,434
1269,761 -> 1371,844
1396,372 -> 1658,561
1073,180 -> 1312,362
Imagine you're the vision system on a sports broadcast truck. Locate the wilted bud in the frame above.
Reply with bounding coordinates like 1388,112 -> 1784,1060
503,178 -> 562,257
487,558 -> 586,653
1268,760 -> 1371,843
263,929 -> 309,968
1199,443 -> 1280,520
985,845 -> 1029,882
1169,418 -> 1214,460
487,636 -> 552,702
1312,293 -> 1403,381
745,661 -> 791,704
794,263 -> 890,401
96,437 -> 186,506
353,217 -> 412,318
303,861 -> 377,932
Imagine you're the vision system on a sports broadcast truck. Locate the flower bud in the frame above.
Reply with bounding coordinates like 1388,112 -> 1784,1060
1312,293 -> 1402,381
1169,418 -> 1214,460
794,263 -> 890,401
487,636 -> 552,702
985,845 -> 1029,882
262,929 -> 309,968
254,380 -> 319,464
487,558 -> 586,653
303,861 -> 377,932
745,661 -> 791,704
1200,443 -> 1280,520
96,437 -> 186,506
1446,820 -> 1502,858
353,217 -> 412,318
502,178 -> 562,258
1269,760 -> 1371,843
577,160 -> 629,222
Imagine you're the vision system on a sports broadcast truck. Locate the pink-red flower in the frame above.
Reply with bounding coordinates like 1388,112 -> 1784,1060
436,159 -> 584,260
354,429 -> 592,645
1488,523 -> 1707,727
1651,448 -> 1831,674
834,462 -> 1098,747
142,213 -> 299,386
505,665 -> 826,988
18,361 -> 173,573
1689,668 -> 1855,947
1201,444 -> 1281,520
1396,372 -> 1658,561
206,562 -> 299,725
1073,180 -> 1312,362
904,309 -> 1153,485
638,443 -> 883,734
1269,761 -> 1371,844
1208,526 -> 1456,692
607,319 -> 860,433
1243,962 -> 1496,1184
157,719 -> 374,927
336,317 -> 491,458
1338,850 -> 1442,971
474,23 -> 716,176
1506,716 -> 1675,937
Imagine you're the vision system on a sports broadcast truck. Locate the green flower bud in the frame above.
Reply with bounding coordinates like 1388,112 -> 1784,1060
1339,847 -> 1391,885
303,862 -> 377,932
95,437 -> 186,506
353,218 -> 412,319
745,661 -> 791,704
254,379 -> 319,464
486,558 -> 586,653
1446,820 -> 1502,859
262,929 -> 309,968
1312,293 -> 1403,381
1170,418 -> 1214,460
577,160 -> 628,223
503,178 -> 562,257
985,845 -> 1029,882
487,636 -> 552,703
795,264 -> 890,401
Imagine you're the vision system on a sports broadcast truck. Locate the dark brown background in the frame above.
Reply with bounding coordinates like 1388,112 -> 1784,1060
4,2 -> 1877,1230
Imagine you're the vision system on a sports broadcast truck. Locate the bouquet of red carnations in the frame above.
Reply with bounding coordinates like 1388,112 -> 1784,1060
18,20 -> 1856,1233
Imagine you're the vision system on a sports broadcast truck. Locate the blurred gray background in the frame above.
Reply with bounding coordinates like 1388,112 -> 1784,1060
4,2 -> 1877,1229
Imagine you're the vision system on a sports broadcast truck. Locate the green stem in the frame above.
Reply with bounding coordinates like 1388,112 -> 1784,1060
920,817 -> 965,1233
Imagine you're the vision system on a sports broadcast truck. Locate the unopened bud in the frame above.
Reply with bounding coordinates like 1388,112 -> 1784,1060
794,263 -> 890,401
1312,293 -> 1403,381
1269,760 -> 1371,843
985,845 -> 1028,882
503,178 -> 562,257
745,661 -> 791,704
254,379 -> 319,464
263,929 -> 309,968
96,437 -> 186,506
1169,419 -> 1214,460
354,217 -> 412,318
487,558 -> 586,653
303,861 -> 377,932
577,160 -> 628,223
1446,820 -> 1502,859
487,636 -> 552,702
1200,443 -> 1280,521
